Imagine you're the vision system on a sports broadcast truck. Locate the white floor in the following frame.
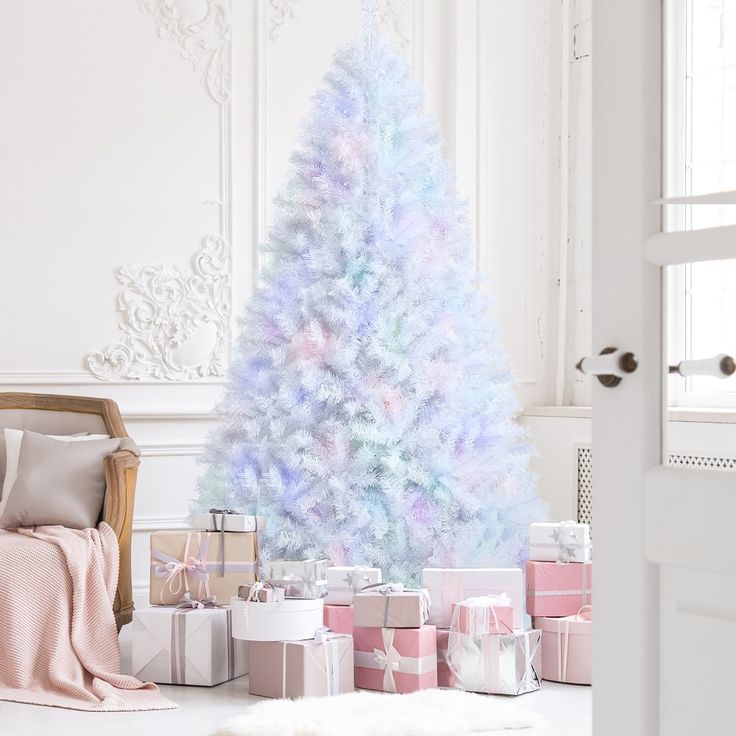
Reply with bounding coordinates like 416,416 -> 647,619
0,627 -> 591,736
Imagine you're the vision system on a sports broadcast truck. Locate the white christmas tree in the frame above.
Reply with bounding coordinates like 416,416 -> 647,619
196,5 -> 546,583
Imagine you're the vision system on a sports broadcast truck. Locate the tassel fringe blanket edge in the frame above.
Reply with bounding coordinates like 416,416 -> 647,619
0,523 -> 176,712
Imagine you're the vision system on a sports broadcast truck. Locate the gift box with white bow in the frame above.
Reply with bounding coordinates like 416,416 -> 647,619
526,560 -> 592,617
353,625 -> 437,693
353,584 -> 431,628
445,628 -> 541,696
247,631 -> 354,698
191,509 -> 266,534
324,566 -> 382,605
529,521 -> 591,563
537,606 -> 592,684
149,530 -> 257,605
421,568 -> 525,629
131,603 -> 248,686
263,557 -> 329,599
230,596 -> 324,641
238,581 -> 285,603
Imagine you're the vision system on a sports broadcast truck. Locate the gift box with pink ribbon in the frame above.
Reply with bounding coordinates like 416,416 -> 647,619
131,600 -> 248,686
149,530 -> 258,605
529,521 -> 591,563
353,584 -> 431,628
353,625 -> 437,693
324,604 -> 354,635
247,630 -> 354,698
537,606 -> 592,684
525,560 -> 592,617
325,565 -> 383,605
421,568 -> 525,629
445,628 -> 542,696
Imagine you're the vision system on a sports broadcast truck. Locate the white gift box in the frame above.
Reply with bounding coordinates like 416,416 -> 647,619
230,596 -> 324,641
421,568 -> 524,629
131,606 -> 248,686
324,566 -> 383,605
191,511 -> 266,533
529,521 -> 591,563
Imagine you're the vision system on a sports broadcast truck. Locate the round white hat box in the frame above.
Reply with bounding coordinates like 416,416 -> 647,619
231,597 -> 324,641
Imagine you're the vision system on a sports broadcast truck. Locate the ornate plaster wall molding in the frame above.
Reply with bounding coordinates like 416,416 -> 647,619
138,0 -> 231,104
377,0 -> 412,48
268,0 -> 412,48
86,235 -> 231,381
269,0 -> 303,40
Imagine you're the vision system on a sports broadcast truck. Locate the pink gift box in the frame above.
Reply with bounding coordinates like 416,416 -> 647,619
353,625 -> 437,693
450,596 -> 514,636
537,607 -> 592,684
324,604 -> 354,635
436,629 -> 456,688
526,561 -> 592,617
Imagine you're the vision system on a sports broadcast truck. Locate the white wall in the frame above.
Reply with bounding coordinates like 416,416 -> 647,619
1,0 -> 570,605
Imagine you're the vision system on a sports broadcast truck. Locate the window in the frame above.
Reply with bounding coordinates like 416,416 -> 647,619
666,0 -> 736,407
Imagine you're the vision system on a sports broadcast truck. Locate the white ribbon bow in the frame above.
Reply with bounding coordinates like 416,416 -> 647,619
373,628 -> 402,693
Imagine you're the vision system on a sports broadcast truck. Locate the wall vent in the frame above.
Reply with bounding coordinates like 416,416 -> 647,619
575,446 -> 736,532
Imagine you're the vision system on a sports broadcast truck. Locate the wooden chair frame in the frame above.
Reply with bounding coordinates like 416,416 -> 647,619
0,392 -> 139,630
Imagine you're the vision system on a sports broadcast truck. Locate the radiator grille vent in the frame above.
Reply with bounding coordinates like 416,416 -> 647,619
575,446 -> 736,532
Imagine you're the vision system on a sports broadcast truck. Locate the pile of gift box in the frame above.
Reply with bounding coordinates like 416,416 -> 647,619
131,513 -> 592,697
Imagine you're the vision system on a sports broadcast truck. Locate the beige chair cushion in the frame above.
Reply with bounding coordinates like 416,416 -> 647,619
0,409 -> 108,486
0,431 -> 121,529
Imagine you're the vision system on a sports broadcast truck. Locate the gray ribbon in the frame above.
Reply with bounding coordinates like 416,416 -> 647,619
209,508 -> 235,577
172,594 -> 231,684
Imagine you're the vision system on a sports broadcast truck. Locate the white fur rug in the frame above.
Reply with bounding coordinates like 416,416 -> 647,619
212,688 -> 543,736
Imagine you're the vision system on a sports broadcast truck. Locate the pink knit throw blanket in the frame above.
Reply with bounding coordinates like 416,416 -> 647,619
0,523 -> 175,711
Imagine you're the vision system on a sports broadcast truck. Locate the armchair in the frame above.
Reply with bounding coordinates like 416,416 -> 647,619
0,392 -> 139,629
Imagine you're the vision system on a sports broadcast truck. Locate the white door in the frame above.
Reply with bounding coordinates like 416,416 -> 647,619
592,2 -> 736,735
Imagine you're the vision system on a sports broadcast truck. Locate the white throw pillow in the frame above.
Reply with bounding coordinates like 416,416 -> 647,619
0,429 -> 110,518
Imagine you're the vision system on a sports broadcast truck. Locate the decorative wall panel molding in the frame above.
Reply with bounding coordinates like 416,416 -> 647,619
267,0 -> 413,48
269,0 -> 302,40
378,0 -> 412,48
86,235 -> 231,382
138,0 -> 232,104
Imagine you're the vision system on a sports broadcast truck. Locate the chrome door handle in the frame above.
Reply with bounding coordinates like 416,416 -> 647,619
669,353 -> 735,378
576,347 -> 639,388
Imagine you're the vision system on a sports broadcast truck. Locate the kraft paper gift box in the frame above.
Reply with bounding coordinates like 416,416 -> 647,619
248,633 -> 354,698
537,606 -> 592,684
436,629 -> 456,688
324,566 -> 382,605
529,521 -> 591,563
421,568 -> 525,629
191,510 -> 266,534
263,557 -> 329,599
131,605 -> 248,686
353,625 -> 437,693
238,582 -> 285,603
230,596 -> 324,641
525,560 -> 592,617
446,628 -> 541,696
352,584 -> 431,628
150,530 -> 257,605
324,604 -> 354,635
450,594 -> 515,636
